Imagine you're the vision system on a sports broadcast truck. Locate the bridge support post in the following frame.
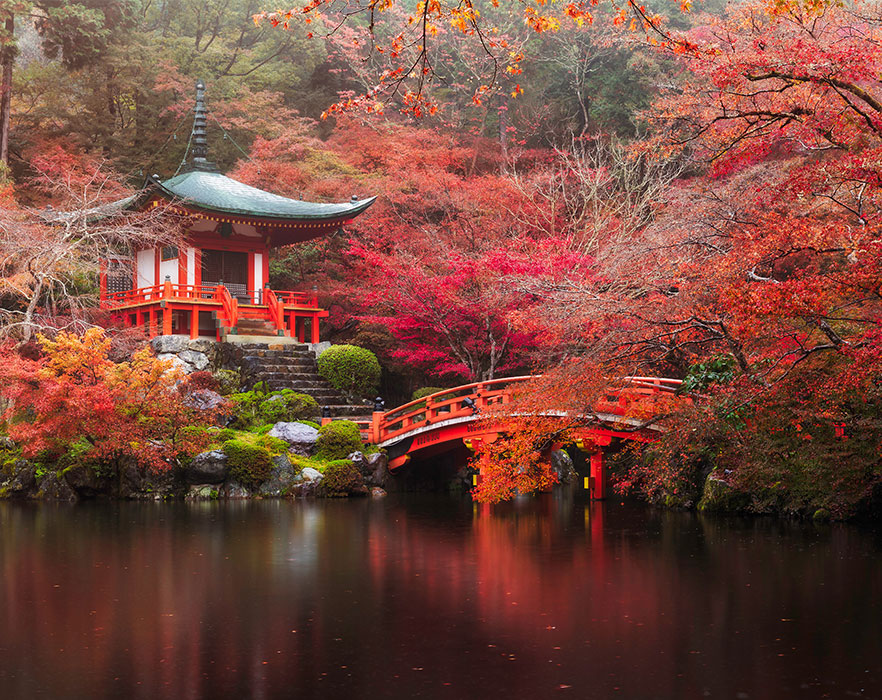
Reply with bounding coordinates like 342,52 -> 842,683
589,451 -> 605,500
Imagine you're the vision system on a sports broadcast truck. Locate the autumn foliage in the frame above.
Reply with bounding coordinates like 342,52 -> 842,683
0,329 -> 217,474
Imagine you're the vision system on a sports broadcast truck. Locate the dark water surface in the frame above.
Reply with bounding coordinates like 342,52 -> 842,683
1,493 -> 880,700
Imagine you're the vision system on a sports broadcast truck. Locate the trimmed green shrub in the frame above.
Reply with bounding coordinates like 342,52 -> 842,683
317,345 -> 381,399
314,420 -> 363,461
412,386 -> 444,401
318,459 -> 365,497
222,438 -> 273,489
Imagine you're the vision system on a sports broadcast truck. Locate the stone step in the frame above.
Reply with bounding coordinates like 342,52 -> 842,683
240,351 -> 313,360
241,361 -> 316,372
223,335 -> 302,346
322,406 -> 375,418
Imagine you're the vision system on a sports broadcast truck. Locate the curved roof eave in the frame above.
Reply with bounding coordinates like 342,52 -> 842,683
146,170 -> 377,222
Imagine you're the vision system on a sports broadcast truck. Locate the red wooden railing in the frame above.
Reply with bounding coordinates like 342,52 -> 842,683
264,288 -> 285,330
102,283 -> 317,310
370,375 -> 683,445
100,282 -> 324,339
216,284 -> 238,329
274,290 -> 318,307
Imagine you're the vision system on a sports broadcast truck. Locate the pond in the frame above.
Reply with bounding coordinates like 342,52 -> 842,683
0,492 -> 880,699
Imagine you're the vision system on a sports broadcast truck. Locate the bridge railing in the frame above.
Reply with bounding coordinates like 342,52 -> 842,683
371,375 -> 684,445
372,376 -> 534,444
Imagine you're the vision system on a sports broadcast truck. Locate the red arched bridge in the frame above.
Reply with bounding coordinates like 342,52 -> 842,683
344,376 -> 684,499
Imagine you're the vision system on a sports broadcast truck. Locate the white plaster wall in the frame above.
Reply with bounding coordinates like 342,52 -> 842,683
136,249 -> 154,287
159,257 -> 178,284
186,247 -> 196,286
254,252 -> 263,300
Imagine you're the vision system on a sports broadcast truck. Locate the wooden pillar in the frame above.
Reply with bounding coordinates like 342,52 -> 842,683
162,306 -> 173,335
296,317 -> 306,343
135,309 -> 143,329
190,307 -> 199,339
590,451 -> 606,500
247,251 -> 255,300
148,308 -> 157,338
310,313 -> 320,343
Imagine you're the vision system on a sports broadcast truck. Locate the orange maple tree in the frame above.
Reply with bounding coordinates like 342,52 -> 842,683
0,329 -> 217,477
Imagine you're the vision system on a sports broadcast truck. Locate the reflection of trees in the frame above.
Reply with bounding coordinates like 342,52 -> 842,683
1,500 -> 881,698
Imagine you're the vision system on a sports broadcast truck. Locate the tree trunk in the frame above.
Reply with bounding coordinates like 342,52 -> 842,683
0,13 -> 14,167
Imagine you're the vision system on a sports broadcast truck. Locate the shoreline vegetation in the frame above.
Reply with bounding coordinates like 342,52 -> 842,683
0,330 -> 878,521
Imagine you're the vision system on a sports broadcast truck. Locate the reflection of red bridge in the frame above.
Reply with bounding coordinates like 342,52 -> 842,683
360,376 -> 683,499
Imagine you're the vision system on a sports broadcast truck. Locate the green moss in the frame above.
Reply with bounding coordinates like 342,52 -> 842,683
298,419 -> 320,430
222,438 -> 273,489
314,420 -> 363,461
318,459 -> 365,497
289,454 -> 330,473
697,473 -> 751,513
229,389 -> 319,429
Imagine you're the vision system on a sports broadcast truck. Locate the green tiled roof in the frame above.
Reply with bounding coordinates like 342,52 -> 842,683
155,170 -> 375,221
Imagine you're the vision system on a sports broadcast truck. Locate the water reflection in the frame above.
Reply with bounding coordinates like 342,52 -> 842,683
0,496 -> 880,699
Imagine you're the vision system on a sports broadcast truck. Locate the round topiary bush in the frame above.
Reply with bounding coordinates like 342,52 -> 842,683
314,420 -> 363,461
317,345 -> 381,399
318,459 -> 366,497
411,387 -> 445,401
222,438 -> 273,489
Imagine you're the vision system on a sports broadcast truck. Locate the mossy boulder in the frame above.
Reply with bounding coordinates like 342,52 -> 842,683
314,420 -> 363,461
317,459 -> 367,497
222,438 -> 274,490
697,473 -> 751,513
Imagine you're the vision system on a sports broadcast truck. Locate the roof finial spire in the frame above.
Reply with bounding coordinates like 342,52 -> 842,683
189,79 -> 217,172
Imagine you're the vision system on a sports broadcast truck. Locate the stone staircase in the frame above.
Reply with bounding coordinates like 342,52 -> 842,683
231,342 -> 371,420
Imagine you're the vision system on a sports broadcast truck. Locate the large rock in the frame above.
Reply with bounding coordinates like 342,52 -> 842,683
184,450 -> 229,484
38,472 -> 78,502
157,353 -> 194,373
6,460 -> 37,498
186,484 -> 220,500
349,451 -> 393,488
185,389 -> 227,411
62,464 -> 109,498
187,338 -> 214,354
151,335 -> 189,354
268,422 -> 319,455
178,350 -> 210,371
258,455 -> 300,497
300,467 -> 323,483
698,473 -> 751,513
551,449 -> 578,484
